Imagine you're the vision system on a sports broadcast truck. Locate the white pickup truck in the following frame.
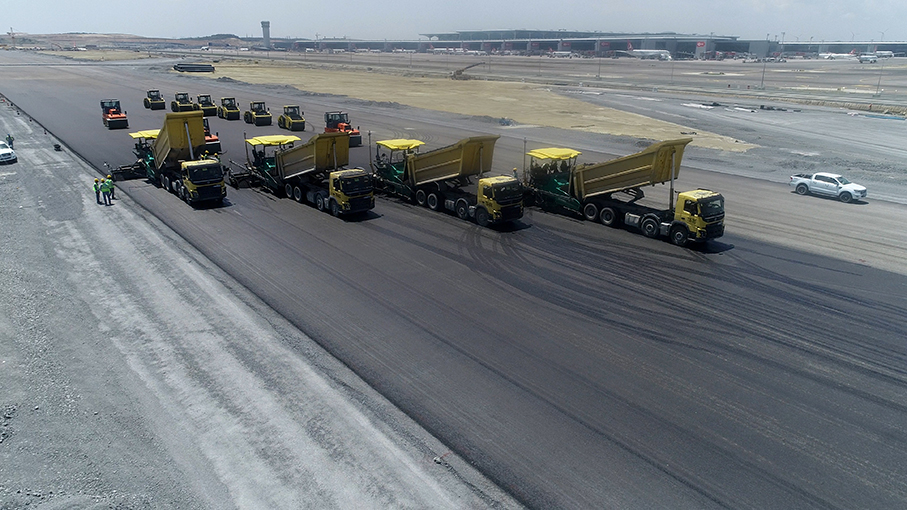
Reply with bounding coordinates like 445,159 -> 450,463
789,172 -> 867,203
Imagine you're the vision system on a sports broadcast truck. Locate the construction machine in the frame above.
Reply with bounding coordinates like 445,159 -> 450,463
171,92 -> 194,112
243,101 -> 272,126
324,111 -> 361,147
202,118 -> 221,154
143,90 -> 166,110
277,105 -> 306,131
523,139 -> 724,245
193,94 -> 217,116
217,97 -> 240,120
227,132 -> 374,217
100,99 -> 128,129
451,62 -> 485,80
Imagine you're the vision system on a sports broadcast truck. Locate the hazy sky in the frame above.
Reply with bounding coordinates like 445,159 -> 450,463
5,0 -> 904,43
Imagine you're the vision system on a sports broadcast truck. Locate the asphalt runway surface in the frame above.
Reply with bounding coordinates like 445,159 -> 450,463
2,51 -> 907,508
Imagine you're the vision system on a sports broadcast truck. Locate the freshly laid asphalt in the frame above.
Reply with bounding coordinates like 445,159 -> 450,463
2,50 -> 906,509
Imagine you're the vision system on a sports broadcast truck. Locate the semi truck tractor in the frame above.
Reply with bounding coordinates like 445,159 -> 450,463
127,111 -> 226,205
524,138 -> 724,246
229,131 -> 374,217
370,135 -> 523,227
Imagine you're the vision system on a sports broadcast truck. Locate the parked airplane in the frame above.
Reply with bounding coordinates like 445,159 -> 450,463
818,49 -> 858,60
624,42 -> 672,60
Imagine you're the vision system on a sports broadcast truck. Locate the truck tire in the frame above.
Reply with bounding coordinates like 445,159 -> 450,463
161,175 -> 170,193
284,183 -> 293,199
670,225 -> 689,246
293,186 -> 304,203
415,189 -> 427,206
427,192 -> 441,211
144,98 -> 150,109
315,193 -> 326,211
640,216 -> 660,238
582,202 -> 598,221
330,200 -> 340,217
839,191 -> 853,203
244,112 -> 252,124
475,207 -> 490,227
599,207 -> 618,226
795,184 -> 809,195
455,199 -> 469,220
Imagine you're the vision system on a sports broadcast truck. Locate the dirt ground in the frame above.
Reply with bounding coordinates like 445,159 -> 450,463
196,60 -> 755,152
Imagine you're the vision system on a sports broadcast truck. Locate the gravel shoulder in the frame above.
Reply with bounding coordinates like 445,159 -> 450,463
0,101 -> 520,509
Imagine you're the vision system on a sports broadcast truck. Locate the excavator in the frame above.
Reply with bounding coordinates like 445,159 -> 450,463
450,62 -> 485,80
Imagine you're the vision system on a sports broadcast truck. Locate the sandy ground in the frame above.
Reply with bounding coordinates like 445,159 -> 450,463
40,49 -> 154,61
169,59 -> 755,153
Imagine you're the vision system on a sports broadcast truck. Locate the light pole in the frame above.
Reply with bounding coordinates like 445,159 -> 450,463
875,59 -> 884,97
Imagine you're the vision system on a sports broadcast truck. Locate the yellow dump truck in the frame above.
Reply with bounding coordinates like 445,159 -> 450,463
370,136 -> 523,226
127,111 -> 226,206
228,132 -> 374,217
524,138 -> 724,245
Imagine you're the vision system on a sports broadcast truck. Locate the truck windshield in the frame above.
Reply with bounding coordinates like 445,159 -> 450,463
187,164 -> 223,183
699,196 -> 724,217
339,175 -> 372,194
493,182 -> 523,202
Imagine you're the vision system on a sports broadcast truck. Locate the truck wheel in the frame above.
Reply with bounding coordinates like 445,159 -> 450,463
455,199 -> 469,220
427,192 -> 441,211
839,192 -> 853,203
161,175 -> 170,192
795,184 -> 809,195
180,186 -> 189,203
599,207 -> 618,226
244,112 -> 251,123
475,207 -> 490,227
415,189 -> 427,206
293,186 -> 304,203
315,193 -> 326,211
640,216 -> 660,238
670,226 -> 689,246
330,200 -> 340,217
582,203 -> 598,221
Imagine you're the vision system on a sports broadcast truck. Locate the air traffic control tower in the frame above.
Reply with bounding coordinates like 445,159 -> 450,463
261,21 -> 271,49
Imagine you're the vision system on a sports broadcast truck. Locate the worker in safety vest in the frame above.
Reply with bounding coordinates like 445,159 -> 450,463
93,178 -> 101,204
99,178 -> 112,206
105,175 -> 116,200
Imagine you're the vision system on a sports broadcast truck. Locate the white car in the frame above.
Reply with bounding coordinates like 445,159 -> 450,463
0,141 -> 16,164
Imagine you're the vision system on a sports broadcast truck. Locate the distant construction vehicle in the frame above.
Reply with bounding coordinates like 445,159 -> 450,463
370,135 -> 522,227
324,111 -> 361,147
171,92 -> 194,112
202,118 -> 221,154
243,101 -> 272,126
451,62 -> 484,80
143,90 -> 166,110
100,99 -> 128,129
217,97 -> 240,120
277,105 -> 306,131
227,132 -> 374,217
193,94 -> 217,116
523,139 -> 724,245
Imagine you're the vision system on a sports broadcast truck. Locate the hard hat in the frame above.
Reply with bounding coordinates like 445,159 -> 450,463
94,178 -> 99,182
106,175 -> 112,179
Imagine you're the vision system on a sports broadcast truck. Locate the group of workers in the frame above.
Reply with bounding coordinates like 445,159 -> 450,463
93,175 -> 116,205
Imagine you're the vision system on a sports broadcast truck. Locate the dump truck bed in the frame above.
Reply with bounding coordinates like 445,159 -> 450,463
573,138 -> 692,200
406,135 -> 499,186
152,111 -> 209,171
275,132 -> 350,180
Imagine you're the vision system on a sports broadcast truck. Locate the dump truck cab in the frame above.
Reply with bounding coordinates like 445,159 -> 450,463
473,175 -> 525,226
324,111 -> 361,146
143,89 -> 165,110
278,105 -> 306,131
194,94 -> 217,116
669,189 -> 725,244
244,101 -> 272,126
100,99 -> 128,129
217,97 -> 240,120
329,168 -> 375,215
178,158 -> 227,205
171,92 -> 193,112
